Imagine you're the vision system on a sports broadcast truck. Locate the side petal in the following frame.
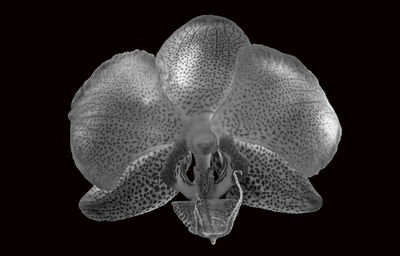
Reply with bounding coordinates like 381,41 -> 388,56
156,15 -> 250,117
227,140 -> 322,213
212,44 -> 341,177
69,50 -> 185,190
79,144 -> 178,221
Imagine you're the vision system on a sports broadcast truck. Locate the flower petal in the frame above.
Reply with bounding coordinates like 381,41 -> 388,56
227,140 -> 322,213
79,144 -> 178,221
212,44 -> 341,177
156,15 -> 250,117
69,50 -> 185,190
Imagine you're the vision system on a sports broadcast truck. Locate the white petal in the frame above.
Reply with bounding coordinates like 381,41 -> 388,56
69,50 -> 185,190
156,15 -> 250,117
212,45 -> 341,177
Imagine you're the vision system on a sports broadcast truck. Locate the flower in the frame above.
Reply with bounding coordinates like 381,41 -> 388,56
69,15 -> 341,244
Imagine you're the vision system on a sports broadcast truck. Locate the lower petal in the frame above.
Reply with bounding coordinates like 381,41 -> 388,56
79,144 -> 178,221
226,140 -> 322,213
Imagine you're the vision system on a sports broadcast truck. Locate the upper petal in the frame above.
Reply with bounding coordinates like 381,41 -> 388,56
156,15 -> 250,117
69,50 -> 185,190
212,45 -> 341,177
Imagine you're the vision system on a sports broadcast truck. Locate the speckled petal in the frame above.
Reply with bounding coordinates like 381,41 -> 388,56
226,140 -> 322,213
79,144 -> 178,221
69,50 -> 185,191
156,15 -> 250,117
212,45 -> 341,177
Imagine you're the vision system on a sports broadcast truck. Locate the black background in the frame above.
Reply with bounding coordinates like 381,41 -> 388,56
9,2 -> 394,255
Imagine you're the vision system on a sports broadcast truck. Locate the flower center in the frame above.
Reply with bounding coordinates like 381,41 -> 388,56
192,132 -> 217,155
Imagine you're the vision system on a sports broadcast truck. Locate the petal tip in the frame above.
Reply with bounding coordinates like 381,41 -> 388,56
189,14 -> 233,24
304,192 -> 323,212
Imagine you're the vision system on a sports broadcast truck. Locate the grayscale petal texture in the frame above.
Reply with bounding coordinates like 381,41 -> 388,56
226,139 -> 322,213
69,51 -> 185,191
212,45 -> 341,177
79,144 -> 178,221
156,15 -> 250,117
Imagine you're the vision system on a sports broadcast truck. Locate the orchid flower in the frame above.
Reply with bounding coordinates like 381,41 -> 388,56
69,15 -> 341,244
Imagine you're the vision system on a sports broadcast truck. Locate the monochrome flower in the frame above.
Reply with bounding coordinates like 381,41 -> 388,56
69,15 -> 341,244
